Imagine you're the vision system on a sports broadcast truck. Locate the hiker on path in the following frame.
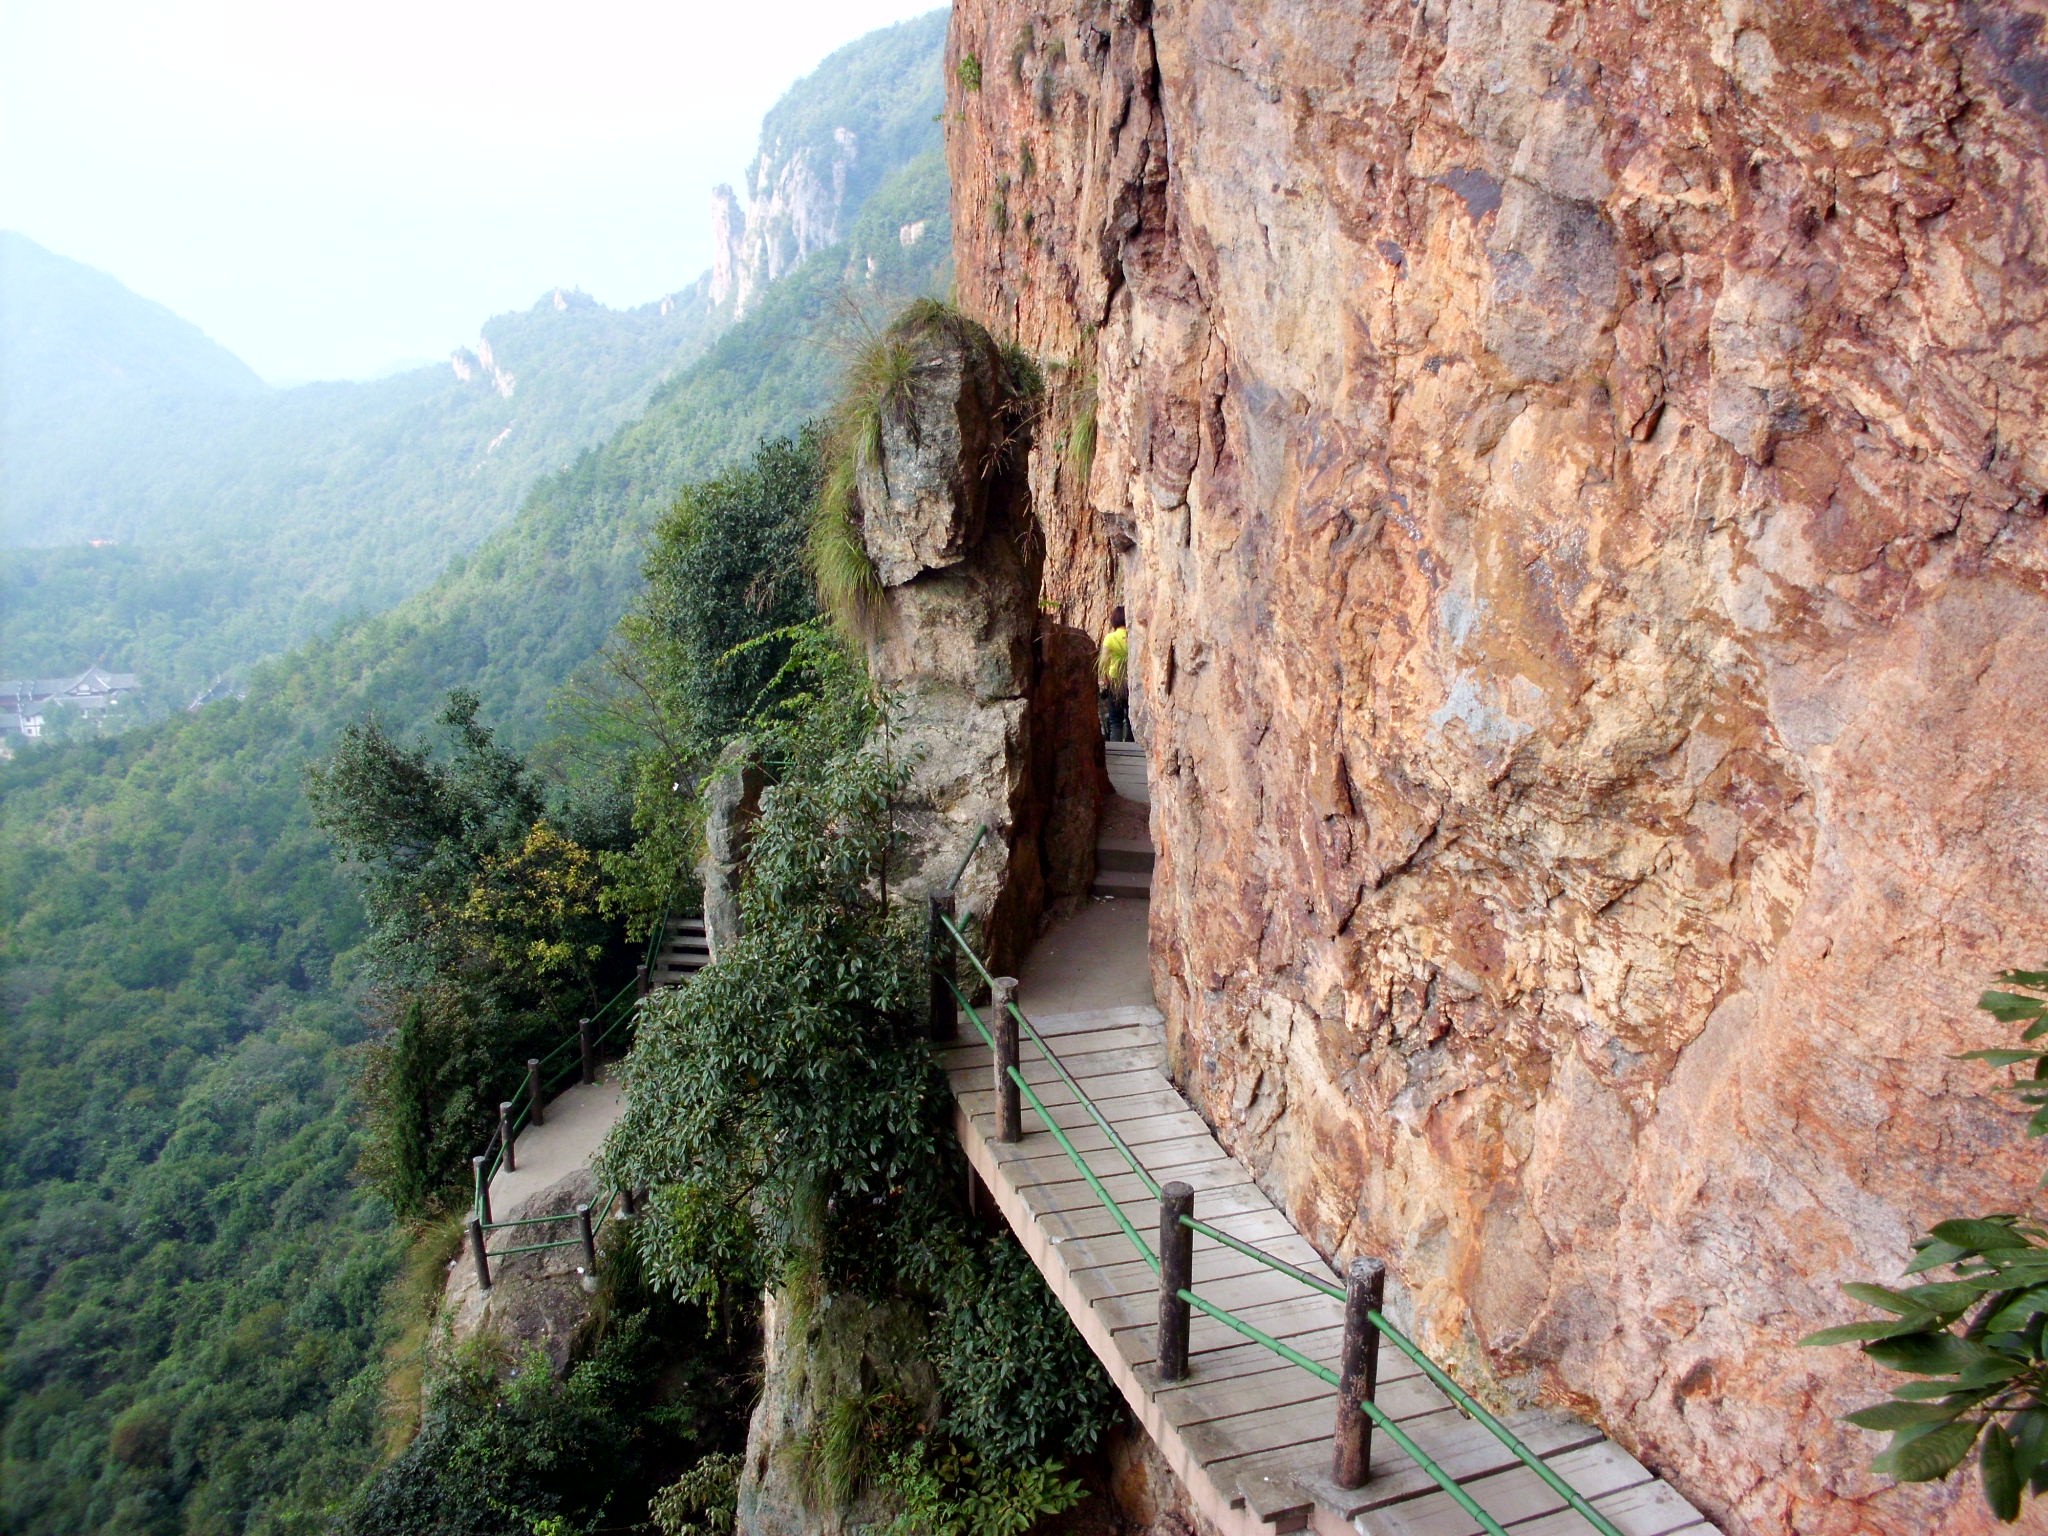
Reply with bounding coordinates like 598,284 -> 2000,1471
1098,606 -> 1131,742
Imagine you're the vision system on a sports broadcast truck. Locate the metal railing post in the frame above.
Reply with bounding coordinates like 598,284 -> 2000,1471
579,1017 -> 596,1085
992,977 -> 1021,1142
469,1218 -> 492,1291
619,1185 -> 638,1220
578,1202 -> 597,1272
1333,1256 -> 1387,1488
473,1155 -> 492,1226
499,1101 -> 517,1172
527,1058 -> 544,1127
1159,1182 -> 1195,1381
928,892 -> 958,1041
636,962 -> 650,999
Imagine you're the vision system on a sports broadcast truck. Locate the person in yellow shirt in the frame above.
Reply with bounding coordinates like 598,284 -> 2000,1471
1098,606 -> 1130,742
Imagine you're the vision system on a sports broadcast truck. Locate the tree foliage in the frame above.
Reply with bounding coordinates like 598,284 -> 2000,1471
0,699 -> 398,1536
1805,970 -> 2048,1519
586,432 -> 823,934
602,628 -> 1116,1478
306,690 -> 546,972
307,691 -> 636,1213
602,628 -> 933,1304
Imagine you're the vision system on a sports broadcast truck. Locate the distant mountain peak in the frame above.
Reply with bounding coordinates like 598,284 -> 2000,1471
0,230 -> 268,410
707,9 -> 946,316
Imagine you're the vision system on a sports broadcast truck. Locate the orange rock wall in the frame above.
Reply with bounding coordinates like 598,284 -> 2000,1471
946,1 -> 2048,1531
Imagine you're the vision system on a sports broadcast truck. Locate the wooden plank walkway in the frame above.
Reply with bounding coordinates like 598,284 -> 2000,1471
941,994 -> 1715,1536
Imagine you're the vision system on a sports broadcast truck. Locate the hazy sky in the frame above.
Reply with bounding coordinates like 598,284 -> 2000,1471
0,0 -> 947,383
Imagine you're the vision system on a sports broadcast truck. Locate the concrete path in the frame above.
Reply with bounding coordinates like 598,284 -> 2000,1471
1106,739 -> 1150,803
489,1078 -> 624,1230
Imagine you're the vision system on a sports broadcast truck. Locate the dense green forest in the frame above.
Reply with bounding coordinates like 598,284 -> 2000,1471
0,13 -> 949,1531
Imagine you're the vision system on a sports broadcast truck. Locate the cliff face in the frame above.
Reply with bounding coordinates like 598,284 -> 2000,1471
945,2 -> 2048,1531
710,130 -> 861,314
707,10 -> 950,315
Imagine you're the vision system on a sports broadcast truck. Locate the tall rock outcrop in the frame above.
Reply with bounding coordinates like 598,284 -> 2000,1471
706,10 -> 951,315
944,2 -> 2048,1531
709,129 -> 861,314
848,303 -> 1108,972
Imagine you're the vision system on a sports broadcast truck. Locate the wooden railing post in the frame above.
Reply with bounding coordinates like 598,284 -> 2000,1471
618,1185 -> 638,1220
1332,1256 -> 1387,1488
636,962 -> 650,999
991,977 -> 1021,1142
928,892 -> 957,1041
473,1155 -> 493,1227
1158,1181 -> 1195,1381
579,1017 -> 596,1085
578,1202 -> 598,1283
469,1218 -> 492,1291
499,1101 -> 517,1172
527,1058 -> 544,1127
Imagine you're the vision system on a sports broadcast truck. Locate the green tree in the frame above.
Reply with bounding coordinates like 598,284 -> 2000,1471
307,690 -> 632,1211
306,689 -> 544,974
575,431 -> 823,934
1804,970 -> 2048,1520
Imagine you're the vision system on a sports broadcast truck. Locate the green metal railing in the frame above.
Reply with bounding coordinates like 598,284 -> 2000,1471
945,822 -> 989,896
935,898 -> 1624,1536
464,899 -> 682,1290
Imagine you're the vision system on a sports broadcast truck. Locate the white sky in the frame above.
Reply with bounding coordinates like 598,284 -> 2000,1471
0,0 -> 947,383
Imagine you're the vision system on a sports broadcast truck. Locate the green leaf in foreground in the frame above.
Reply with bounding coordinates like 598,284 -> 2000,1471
1872,1419 -> 1981,1481
1984,1423 -> 2023,1520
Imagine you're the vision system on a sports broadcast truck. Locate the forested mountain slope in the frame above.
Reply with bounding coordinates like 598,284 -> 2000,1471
0,14 -> 949,1532
3,252 -> 722,707
0,228 -> 266,436
0,8 -> 950,712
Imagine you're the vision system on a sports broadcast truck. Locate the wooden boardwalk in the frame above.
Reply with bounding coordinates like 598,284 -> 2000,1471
941,981 -> 1715,1535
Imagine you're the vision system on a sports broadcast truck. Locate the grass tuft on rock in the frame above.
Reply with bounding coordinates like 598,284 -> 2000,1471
1062,367 -> 1097,485
809,299 -> 979,640
810,326 -> 922,639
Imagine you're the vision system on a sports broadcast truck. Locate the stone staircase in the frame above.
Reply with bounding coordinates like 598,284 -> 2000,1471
648,911 -> 711,989
1092,835 -> 1155,899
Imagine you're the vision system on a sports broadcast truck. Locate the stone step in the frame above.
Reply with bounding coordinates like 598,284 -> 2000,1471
1090,868 -> 1152,899
1096,836 -> 1155,873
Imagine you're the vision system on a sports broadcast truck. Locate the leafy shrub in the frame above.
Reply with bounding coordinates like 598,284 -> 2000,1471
956,53 -> 983,91
341,1330 -> 642,1536
1804,969 -> 2048,1519
602,627 -> 938,1304
933,1237 -> 1117,1464
346,1239 -> 755,1536
875,1438 -> 1084,1536
649,1451 -> 742,1536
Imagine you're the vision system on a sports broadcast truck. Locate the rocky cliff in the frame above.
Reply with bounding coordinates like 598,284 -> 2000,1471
943,2 -> 2048,1531
708,10 -> 950,315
